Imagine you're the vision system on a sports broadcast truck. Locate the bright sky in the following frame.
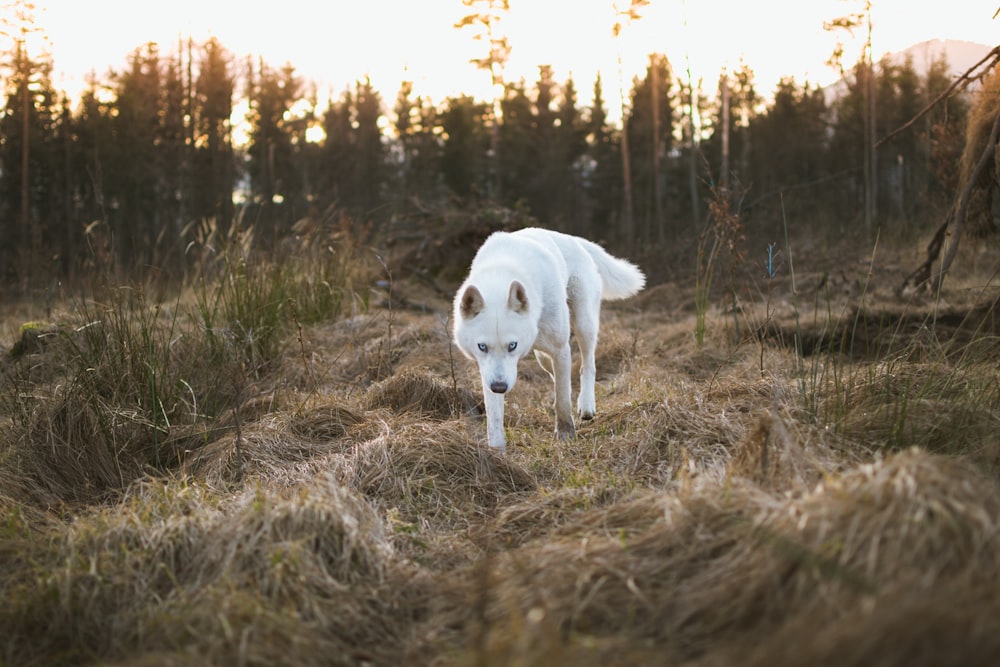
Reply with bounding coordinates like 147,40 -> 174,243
20,0 -> 1000,115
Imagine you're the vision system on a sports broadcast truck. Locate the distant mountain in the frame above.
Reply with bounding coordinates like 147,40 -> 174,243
824,39 -> 993,103
890,39 -> 993,78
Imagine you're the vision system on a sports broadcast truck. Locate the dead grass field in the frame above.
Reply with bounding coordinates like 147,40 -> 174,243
2,234 -> 1000,666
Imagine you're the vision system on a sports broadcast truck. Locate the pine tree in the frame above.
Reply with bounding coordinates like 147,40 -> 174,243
627,53 -> 674,245
0,5 -> 58,285
455,0 -> 510,199
555,75 -> 588,234
394,80 -> 444,206
192,38 -> 235,232
586,74 -> 623,245
353,77 -> 387,219
440,95 -> 489,199
498,79 -> 532,205
750,77 -> 829,220
158,52 -> 188,265
112,43 -> 162,268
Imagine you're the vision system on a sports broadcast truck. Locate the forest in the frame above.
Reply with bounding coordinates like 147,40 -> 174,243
0,8 -> 971,292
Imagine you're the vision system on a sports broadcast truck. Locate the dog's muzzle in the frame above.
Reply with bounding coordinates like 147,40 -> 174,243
489,380 -> 508,394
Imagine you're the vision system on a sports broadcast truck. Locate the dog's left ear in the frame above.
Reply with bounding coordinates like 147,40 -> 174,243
507,281 -> 529,313
460,285 -> 485,319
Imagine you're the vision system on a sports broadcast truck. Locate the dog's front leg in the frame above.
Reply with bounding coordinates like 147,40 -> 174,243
482,379 -> 507,452
552,344 -> 575,439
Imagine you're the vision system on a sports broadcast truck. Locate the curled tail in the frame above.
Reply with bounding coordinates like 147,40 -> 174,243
581,240 -> 646,300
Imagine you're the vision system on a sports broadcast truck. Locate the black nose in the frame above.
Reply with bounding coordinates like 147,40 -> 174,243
489,381 -> 508,394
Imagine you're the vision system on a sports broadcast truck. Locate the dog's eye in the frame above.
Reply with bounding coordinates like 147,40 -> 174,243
477,343 -> 488,352
508,342 -> 517,352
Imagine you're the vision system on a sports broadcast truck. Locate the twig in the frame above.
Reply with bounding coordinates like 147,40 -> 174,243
445,312 -> 459,396
899,211 -> 952,292
373,252 -> 395,380
288,298 -> 317,392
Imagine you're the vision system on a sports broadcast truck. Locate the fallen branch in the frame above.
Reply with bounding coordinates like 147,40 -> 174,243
931,111 -> 1000,289
900,111 -> 1000,293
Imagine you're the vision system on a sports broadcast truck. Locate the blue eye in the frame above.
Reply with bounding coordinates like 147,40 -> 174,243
508,342 -> 517,352
477,343 -> 488,352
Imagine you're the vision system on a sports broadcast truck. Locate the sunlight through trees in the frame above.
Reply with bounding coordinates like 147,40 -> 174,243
0,3 -> 978,291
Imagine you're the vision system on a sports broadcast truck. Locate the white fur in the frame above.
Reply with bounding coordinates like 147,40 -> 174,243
453,228 -> 645,452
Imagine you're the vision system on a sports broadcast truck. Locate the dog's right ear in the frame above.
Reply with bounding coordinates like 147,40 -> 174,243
459,285 -> 485,319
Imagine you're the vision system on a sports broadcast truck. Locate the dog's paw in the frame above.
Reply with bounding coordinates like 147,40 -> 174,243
556,418 -> 576,440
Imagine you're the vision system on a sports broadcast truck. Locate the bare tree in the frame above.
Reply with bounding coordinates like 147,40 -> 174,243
1,0 -> 46,288
825,0 -> 876,235
455,0 -> 510,200
612,0 -> 648,253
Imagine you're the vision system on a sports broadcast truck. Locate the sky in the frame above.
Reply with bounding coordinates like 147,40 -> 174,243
15,0 -> 1000,115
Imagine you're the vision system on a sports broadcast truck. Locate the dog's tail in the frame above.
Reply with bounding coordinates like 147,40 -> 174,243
581,240 -> 646,300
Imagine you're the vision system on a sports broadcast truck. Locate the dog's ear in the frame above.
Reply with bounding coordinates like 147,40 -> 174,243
459,285 -> 485,319
507,281 -> 529,314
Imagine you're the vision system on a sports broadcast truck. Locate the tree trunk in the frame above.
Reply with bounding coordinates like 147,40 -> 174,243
721,72 -> 730,191
687,79 -> 701,229
621,114 -> 636,253
20,48 -> 31,290
652,58 -> 664,245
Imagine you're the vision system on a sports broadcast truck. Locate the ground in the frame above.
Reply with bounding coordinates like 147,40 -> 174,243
2,232 -> 1000,666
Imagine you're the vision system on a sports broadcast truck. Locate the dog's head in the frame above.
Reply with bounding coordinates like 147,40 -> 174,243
454,280 -> 537,395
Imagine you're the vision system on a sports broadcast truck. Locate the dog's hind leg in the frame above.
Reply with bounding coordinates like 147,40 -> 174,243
573,303 -> 600,420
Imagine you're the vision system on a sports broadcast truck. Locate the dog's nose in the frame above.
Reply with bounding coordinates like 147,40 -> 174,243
489,380 -> 508,394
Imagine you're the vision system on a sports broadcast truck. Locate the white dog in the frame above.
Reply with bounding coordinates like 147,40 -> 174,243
453,228 -> 645,452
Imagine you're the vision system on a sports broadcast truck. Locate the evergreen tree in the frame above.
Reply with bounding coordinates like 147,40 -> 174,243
246,59 -> 302,228
455,0 -> 510,198
0,31 -> 61,282
877,56 -> 922,219
497,79 -> 533,208
33,66 -> 68,273
158,51 -> 188,262
52,94 -> 75,277
554,74 -> 588,234
319,88 -> 354,210
529,66 -> 558,224
73,75 -> 117,270
703,62 -> 760,191
921,54 -> 968,202
394,80 -> 444,206
750,77 -> 829,221
828,63 -> 873,220
586,74 -> 622,245
110,43 -> 162,268
440,95 -> 489,199
191,38 -> 235,232
626,53 -> 674,245
352,77 -> 387,219
317,80 -> 387,222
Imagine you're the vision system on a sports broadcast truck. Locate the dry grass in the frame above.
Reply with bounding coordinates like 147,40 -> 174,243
2,237 -> 1000,666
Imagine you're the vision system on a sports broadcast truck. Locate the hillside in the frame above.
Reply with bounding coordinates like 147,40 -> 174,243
823,38 -> 992,103
896,39 -> 994,76
1,230 -> 1000,665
